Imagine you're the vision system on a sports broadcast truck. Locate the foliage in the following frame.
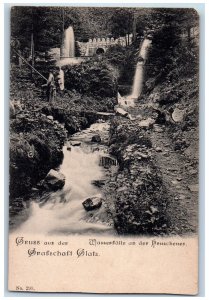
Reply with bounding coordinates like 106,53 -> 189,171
63,58 -> 117,97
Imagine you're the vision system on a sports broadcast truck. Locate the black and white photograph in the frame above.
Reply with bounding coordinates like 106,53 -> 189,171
9,6 -> 199,237
8,5 -> 200,294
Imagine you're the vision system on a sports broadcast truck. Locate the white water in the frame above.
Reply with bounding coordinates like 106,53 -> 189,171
117,38 -> 152,108
131,38 -> 152,99
13,123 -> 114,236
61,26 -> 75,58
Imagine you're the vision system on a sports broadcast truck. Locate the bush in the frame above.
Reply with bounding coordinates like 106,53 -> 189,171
63,59 -> 117,98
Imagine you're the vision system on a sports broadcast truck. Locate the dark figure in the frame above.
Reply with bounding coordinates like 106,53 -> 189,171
42,69 -> 56,103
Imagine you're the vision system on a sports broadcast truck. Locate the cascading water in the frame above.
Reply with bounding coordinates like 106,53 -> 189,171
11,123 -> 115,236
61,26 -> 75,58
59,26 -> 82,66
117,38 -> 152,108
131,38 -> 152,99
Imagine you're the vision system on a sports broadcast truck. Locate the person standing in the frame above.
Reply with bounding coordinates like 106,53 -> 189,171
42,68 -> 56,103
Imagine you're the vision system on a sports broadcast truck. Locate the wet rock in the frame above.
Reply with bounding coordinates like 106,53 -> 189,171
82,197 -> 103,211
188,184 -> 198,192
70,140 -> 81,146
41,169 -> 65,191
91,135 -> 101,143
115,107 -> 129,117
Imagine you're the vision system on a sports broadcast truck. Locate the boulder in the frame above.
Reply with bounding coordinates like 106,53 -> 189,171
91,135 -> 101,143
172,108 -> 185,123
115,107 -> 129,117
82,197 -> 103,211
42,169 -> 65,191
70,140 -> 81,146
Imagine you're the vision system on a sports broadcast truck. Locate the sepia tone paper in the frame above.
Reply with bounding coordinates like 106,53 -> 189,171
9,235 -> 198,294
8,6 -> 199,294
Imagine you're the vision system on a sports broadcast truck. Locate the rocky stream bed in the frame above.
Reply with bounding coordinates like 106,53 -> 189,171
10,97 -> 198,237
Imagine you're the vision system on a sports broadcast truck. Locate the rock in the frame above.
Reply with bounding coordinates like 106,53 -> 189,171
188,184 -> 199,192
136,114 -> 143,120
172,108 -> 185,122
82,197 -> 103,211
42,169 -> 65,191
153,125 -> 164,133
138,118 -> 155,128
179,194 -> 186,200
47,115 -> 54,121
171,180 -> 179,185
117,186 -> 128,192
156,147 -> 162,152
150,205 -> 159,214
31,187 -> 39,192
163,152 -> 170,157
188,169 -> 197,175
91,179 -> 105,187
67,146 -> 71,151
70,140 -> 81,146
91,135 -> 101,143
128,114 -> 136,121
115,107 -> 129,117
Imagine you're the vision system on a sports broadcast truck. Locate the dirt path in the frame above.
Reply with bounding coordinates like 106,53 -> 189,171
111,101 -> 198,235
149,124 -> 198,235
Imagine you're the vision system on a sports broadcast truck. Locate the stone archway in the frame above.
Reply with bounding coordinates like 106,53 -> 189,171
96,47 -> 105,55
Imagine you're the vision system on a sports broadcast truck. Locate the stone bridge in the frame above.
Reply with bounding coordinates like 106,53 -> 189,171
78,34 -> 133,56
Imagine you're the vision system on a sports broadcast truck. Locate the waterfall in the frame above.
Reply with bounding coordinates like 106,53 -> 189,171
61,26 -> 75,58
131,38 -> 152,99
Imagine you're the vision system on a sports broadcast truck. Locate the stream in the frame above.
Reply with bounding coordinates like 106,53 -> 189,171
11,121 -> 116,236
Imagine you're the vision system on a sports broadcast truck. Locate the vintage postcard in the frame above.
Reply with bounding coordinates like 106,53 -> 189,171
8,6 -> 199,294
